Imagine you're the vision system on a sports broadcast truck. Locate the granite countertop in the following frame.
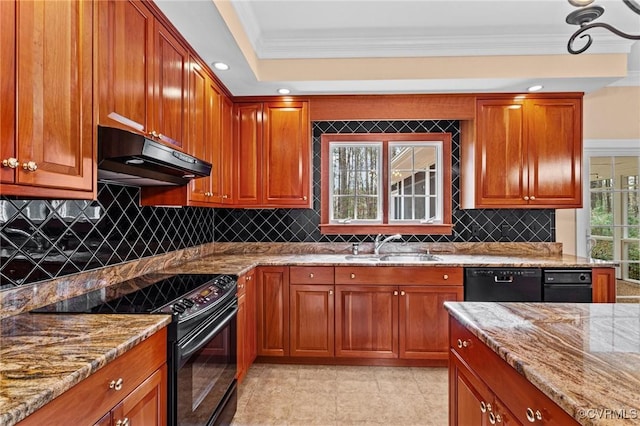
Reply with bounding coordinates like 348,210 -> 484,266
171,252 -> 616,276
0,313 -> 171,426
445,302 -> 640,426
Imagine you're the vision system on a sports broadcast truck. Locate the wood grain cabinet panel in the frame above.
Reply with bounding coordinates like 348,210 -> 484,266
233,100 -> 311,208
97,0 -> 188,150
256,266 -> 290,357
468,94 -> 582,209
237,269 -> 257,382
290,284 -> 335,357
400,285 -> 463,360
110,364 -> 167,426
335,285 -> 399,359
2,0 -> 94,198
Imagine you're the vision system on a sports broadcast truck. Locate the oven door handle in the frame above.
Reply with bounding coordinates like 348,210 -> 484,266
179,304 -> 238,361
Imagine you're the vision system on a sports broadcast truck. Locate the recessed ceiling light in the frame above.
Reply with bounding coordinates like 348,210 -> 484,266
213,62 -> 229,71
528,85 -> 543,92
277,88 -> 291,95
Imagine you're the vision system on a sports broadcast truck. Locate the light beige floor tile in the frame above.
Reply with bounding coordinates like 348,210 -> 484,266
373,366 -> 416,380
295,378 -> 339,393
286,391 -> 337,421
336,393 -> 388,422
376,377 -> 422,395
252,376 -> 299,394
335,378 -> 379,393
334,365 -> 378,381
297,364 -> 338,380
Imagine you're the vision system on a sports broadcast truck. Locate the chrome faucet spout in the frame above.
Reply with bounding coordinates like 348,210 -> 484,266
374,233 -> 402,255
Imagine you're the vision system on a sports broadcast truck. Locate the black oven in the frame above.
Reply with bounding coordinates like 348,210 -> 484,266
33,273 -> 239,426
174,295 -> 237,426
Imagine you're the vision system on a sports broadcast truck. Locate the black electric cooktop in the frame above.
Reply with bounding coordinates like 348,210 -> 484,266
34,273 -> 237,323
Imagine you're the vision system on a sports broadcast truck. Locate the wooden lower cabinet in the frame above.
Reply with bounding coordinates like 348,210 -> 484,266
449,317 -> 578,425
18,329 -> 167,426
290,284 -> 335,357
335,285 -> 398,358
256,266 -> 290,357
237,269 -> 257,382
400,285 -> 463,360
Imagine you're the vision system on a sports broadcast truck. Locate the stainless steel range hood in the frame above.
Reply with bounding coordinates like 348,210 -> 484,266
97,126 -> 212,186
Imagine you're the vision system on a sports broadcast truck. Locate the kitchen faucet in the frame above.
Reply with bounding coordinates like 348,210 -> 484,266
374,233 -> 402,255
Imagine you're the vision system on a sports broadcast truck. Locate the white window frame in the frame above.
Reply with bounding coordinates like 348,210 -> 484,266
576,139 -> 640,284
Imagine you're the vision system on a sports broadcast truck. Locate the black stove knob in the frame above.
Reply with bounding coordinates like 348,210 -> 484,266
172,303 -> 186,313
182,299 -> 195,307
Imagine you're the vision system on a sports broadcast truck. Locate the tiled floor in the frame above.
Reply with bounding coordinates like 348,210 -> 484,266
231,363 -> 449,426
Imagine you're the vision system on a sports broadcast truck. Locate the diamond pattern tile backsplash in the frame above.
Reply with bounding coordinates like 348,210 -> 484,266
0,183 -> 214,289
214,120 -> 555,243
1,120 -> 555,289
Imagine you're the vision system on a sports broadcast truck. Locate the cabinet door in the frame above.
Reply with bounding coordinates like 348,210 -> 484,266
234,102 -> 262,205
335,285 -> 398,358
450,354 -> 492,426
153,24 -> 188,149
399,286 -> 463,360
187,59 -> 215,203
93,413 -> 111,426
256,266 -> 289,357
475,99 -> 527,207
13,0 -> 93,194
290,284 -> 335,357
245,269 -> 257,364
217,95 -> 234,203
236,277 -> 247,381
262,101 -> 311,207
527,98 -> 582,207
0,0 -> 15,184
111,365 -> 167,426
97,0 -> 153,133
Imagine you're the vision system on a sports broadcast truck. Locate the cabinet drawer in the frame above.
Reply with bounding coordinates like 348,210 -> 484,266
290,266 -> 334,284
450,319 -> 577,425
18,328 -> 167,426
336,266 -> 462,285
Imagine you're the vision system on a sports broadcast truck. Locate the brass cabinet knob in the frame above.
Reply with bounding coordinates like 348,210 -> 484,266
309,273 -> 314,278
150,130 -> 159,138
480,401 -> 487,413
22,161 -> 37,172
489,412 -> 497,425
443,274 -> 449,280
329,290 -> 333,295
524,196 -> 530,201
109,377 -> 124,391
1,158 -> 18,168
400,290 -> 405,296
350,273 -> 355,279
303,195 -> 308,201
457,338 -> 470,348
393,290 -> 398,296
530,196 -> 536,201
222,194 -> 229,199
116,418 -> 130,426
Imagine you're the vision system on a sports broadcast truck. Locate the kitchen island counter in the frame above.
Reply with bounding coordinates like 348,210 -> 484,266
445,302 -> 640,425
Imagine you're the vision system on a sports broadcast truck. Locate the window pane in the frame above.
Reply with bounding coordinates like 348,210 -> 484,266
590,192 -> 613,226
357,170 -> 378,196
592,238 -> 614,260
333,170 -> 355,195
356,196 -> 378,220
591,226 -> 613,237
333,196 -> 354,220
590,157 -> 613,189
388,143 -> 440,222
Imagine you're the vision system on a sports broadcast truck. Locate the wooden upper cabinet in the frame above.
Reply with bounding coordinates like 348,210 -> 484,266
468,94 -> 582,209
234,102 -> 263,205
263,101 -> 311,206
217,95 -> 234,203
233,100 -> 311,208
1,0 -> 94,198
153,24 -> 188,149
0,0 -> 16,186
97,0 -> 188,150
527,98 -> 582,207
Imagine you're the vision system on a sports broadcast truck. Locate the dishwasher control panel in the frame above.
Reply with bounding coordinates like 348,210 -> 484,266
544,270 -> 592,284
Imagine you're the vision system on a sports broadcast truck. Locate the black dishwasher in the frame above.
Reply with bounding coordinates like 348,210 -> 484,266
543,269 -> 592,302
465,268 -> 542,302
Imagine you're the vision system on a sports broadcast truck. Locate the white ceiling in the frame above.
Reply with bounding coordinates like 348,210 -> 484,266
155,0 -> 640,96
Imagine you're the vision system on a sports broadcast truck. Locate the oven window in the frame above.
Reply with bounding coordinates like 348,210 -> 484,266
177,314 -> 237,426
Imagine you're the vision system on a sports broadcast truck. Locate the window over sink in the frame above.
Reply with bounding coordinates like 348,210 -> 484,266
320,133 -> 453,235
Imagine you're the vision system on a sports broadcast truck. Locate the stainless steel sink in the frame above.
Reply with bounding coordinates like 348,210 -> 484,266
343,253 -> 441,262
378,253 -> 442,262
